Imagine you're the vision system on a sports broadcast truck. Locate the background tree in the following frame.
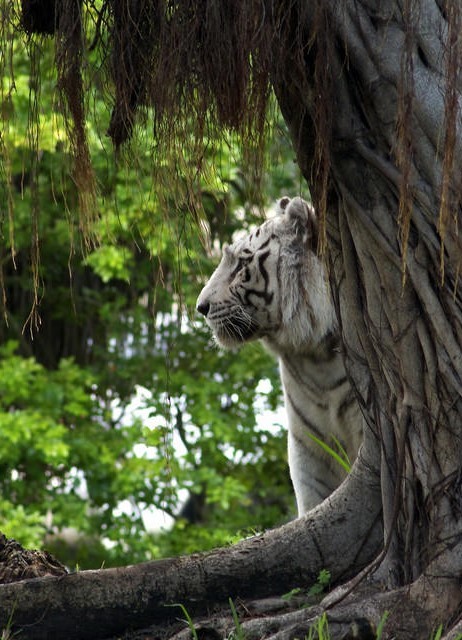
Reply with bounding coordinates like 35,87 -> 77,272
0,20 -> 303,568
1,1 -> 462,639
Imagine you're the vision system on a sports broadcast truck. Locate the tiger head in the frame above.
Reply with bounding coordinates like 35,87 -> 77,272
196,197 -> 336,355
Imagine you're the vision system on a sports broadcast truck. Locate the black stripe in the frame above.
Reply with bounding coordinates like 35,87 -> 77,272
337,390 -> 358,420
281,357 -> 347,403
286,391 -> 325,440
290,434 -> 339,496
280,354 -> 347,389
257,237 -> 271,250
258,250 -> 270,291
242,250 -> 274,306
243,287 -> 274,306
306,475 -> 336,494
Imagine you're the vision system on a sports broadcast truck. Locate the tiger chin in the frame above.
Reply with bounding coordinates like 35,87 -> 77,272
197,196 -> 362,516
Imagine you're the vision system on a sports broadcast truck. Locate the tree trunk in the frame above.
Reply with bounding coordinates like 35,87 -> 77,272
275,0 -> 462,629
3,1 -> 462,638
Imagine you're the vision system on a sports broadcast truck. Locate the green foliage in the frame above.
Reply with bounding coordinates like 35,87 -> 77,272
306,434 -> 352,475
281,587 -> 303,602
308,570 -> 331,598
375,612 -> 389,640
429,625 -> 462,640
282,570 -> 332,605
0,13 -> 306,569
228,598 -> 246,640
305,612 -> 330,640
167,604 -> 199,640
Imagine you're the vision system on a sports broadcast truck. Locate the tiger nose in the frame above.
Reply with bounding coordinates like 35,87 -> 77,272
197,301 -> 210,317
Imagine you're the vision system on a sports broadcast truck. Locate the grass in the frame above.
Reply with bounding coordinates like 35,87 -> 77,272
301,611 -> 462,640
167,603 -> 199,640
304,612 -> 330,640
307,433 -> 351,474
228,598 -> 246,640
167,599 -> 462,640
375,611 -> 389,640
169,598 -> 246,640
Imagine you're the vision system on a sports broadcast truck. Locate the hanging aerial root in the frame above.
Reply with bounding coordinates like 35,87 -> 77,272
55,0 -> 98,249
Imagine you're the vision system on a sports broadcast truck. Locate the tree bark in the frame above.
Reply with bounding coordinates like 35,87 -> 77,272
274,0 -> 462,623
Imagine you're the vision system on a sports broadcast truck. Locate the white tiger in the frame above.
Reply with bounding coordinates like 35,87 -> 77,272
196,196 -> 362,515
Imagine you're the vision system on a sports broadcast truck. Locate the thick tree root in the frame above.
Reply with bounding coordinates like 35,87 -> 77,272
442,619 -> 462,640
0,437 -> 381,640
0,534 -> 67,585
155,574 -> 461,640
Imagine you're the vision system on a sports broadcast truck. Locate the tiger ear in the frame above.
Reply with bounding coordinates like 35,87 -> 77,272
283,197 -> 318,247
278,196 -> 291,211
223,244 -> 234,263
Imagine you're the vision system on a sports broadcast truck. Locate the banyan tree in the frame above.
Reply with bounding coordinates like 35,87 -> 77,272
1,1 -> 462,638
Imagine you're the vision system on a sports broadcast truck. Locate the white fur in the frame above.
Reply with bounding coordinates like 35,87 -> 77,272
197,197 -> 362,514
